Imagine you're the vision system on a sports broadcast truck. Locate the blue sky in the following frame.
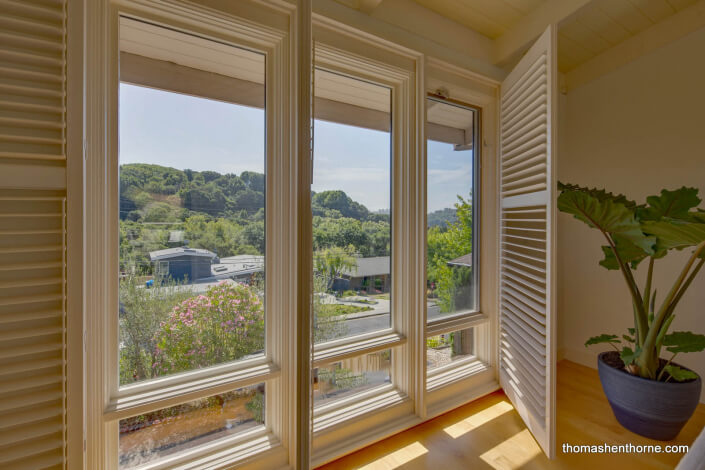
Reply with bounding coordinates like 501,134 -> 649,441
119,83 -> 472,212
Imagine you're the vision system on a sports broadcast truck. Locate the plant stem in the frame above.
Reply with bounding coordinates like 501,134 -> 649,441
657,353 -> 678,381
642,257 -> 655,339
603,237 -> 648,338
668,258 -> 704,318
642,241 -> 705,373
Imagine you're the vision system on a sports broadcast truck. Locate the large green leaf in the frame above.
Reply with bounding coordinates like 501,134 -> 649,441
663,365 -> 698,382
558,182 -> 638,208
663,331 -> 705,353
584,334 -> 619,347
642,219 -> 705,258
557,183 -> 654,255
599,235 -> 649,270
638,187 -> 701,221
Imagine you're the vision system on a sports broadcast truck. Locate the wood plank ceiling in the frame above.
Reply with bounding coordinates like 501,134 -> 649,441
336,0 -> 699,73
557,0 -> 698,72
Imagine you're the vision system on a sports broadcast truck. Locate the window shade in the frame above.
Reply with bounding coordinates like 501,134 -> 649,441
0,0 -> 67,468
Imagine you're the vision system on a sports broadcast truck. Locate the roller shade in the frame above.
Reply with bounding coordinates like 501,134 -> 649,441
498,25 -> 557,459
0,0 -> 67,468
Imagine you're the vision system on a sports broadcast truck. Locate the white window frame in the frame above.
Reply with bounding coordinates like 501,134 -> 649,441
423,58 -> 500,418
83,1 -> 300,469
308,17 -> 423,465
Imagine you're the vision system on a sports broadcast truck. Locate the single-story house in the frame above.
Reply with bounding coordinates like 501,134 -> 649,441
341,256 -> 390,293
149,247 -> 218,282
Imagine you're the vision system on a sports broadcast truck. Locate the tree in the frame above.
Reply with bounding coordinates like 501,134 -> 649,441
314,246 -> 357,290
427,194 -> 473,313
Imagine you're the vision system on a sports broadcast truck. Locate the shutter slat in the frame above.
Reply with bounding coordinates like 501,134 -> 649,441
501,313 -> 546,358
501,301 -> 546,346
0,436 -> 64,465
0,357 -> 64,376
0,388 -> 62,413
0,310 -> 62,324
0,420 -> 63,450
0,325 -> 63,342
0,0 -> 64,22
500,356 -> 546,419
0,276 -> 62,288
0,372 -> 64,395
0,341 -> 63,360
502,103 -> 546,141
501,123 -> 547,155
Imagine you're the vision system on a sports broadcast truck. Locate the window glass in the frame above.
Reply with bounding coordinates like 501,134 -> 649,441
118,19 -> 266,385
314,350 -> 392,406
426,98 -> 478,322
119,384 -> 265,468
312,69 -> 392,344
426,327 -> 475,371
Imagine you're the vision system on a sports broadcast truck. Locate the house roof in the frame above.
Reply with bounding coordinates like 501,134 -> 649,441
343,256 -> 390,278
149,247 -> 217,261
447,253 -> 472,268
197,255 -> 264,282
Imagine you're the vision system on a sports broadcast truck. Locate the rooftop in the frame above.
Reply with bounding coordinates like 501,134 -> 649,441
149,247 -> 217,261
447,253 -> 472,267
343,256 -> 390,278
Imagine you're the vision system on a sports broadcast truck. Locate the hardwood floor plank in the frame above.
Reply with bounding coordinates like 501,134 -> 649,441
318,360 -> 705,469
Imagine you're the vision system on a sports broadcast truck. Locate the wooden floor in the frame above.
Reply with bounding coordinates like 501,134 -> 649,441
318,361 -> 705,470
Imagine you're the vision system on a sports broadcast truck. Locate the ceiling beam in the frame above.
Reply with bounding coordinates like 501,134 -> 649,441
494,0 -> 594,66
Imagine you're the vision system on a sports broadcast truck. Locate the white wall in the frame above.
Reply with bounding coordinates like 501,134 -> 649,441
558,26 -> 705,403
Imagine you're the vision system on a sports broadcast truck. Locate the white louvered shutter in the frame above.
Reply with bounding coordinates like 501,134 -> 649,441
498,25 -> 557,458
0,0 -> 68,468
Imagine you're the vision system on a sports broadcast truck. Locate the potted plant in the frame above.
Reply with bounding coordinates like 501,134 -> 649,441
557,183 -> 705,440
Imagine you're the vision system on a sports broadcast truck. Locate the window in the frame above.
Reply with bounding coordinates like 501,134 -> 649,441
314,350 -> 392,406
425,95 -> 483,389
426,97 -> 478,320
307,42 -> 421,456
107,14 -> 287,469
119,384 -> 265,468
312,69 -> 392,345
427,328 -> 475,371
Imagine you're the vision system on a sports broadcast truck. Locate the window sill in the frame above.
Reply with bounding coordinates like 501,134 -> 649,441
314,386 -> 408,433
427,358 -> 490,391
138,428 -> 287,470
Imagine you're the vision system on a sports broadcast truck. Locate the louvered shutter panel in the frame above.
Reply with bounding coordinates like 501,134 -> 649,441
498,25 -> 557,458
0,0 -> 68,468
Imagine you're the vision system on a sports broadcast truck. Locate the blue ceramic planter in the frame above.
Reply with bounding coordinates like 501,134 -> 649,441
597,352 -> 702,440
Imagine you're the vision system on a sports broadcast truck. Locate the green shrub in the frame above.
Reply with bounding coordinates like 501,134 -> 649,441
152,282 -> 264,376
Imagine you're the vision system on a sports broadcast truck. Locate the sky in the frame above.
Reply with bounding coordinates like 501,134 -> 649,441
119,83 -> 473,213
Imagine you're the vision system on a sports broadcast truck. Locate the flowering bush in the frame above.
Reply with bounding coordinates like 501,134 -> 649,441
153,282 -> 264,375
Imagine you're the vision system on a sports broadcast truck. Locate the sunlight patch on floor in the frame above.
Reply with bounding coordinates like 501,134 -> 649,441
358,442 -> 428,470
479,428 -> 542,469
443,400 -> 515,438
